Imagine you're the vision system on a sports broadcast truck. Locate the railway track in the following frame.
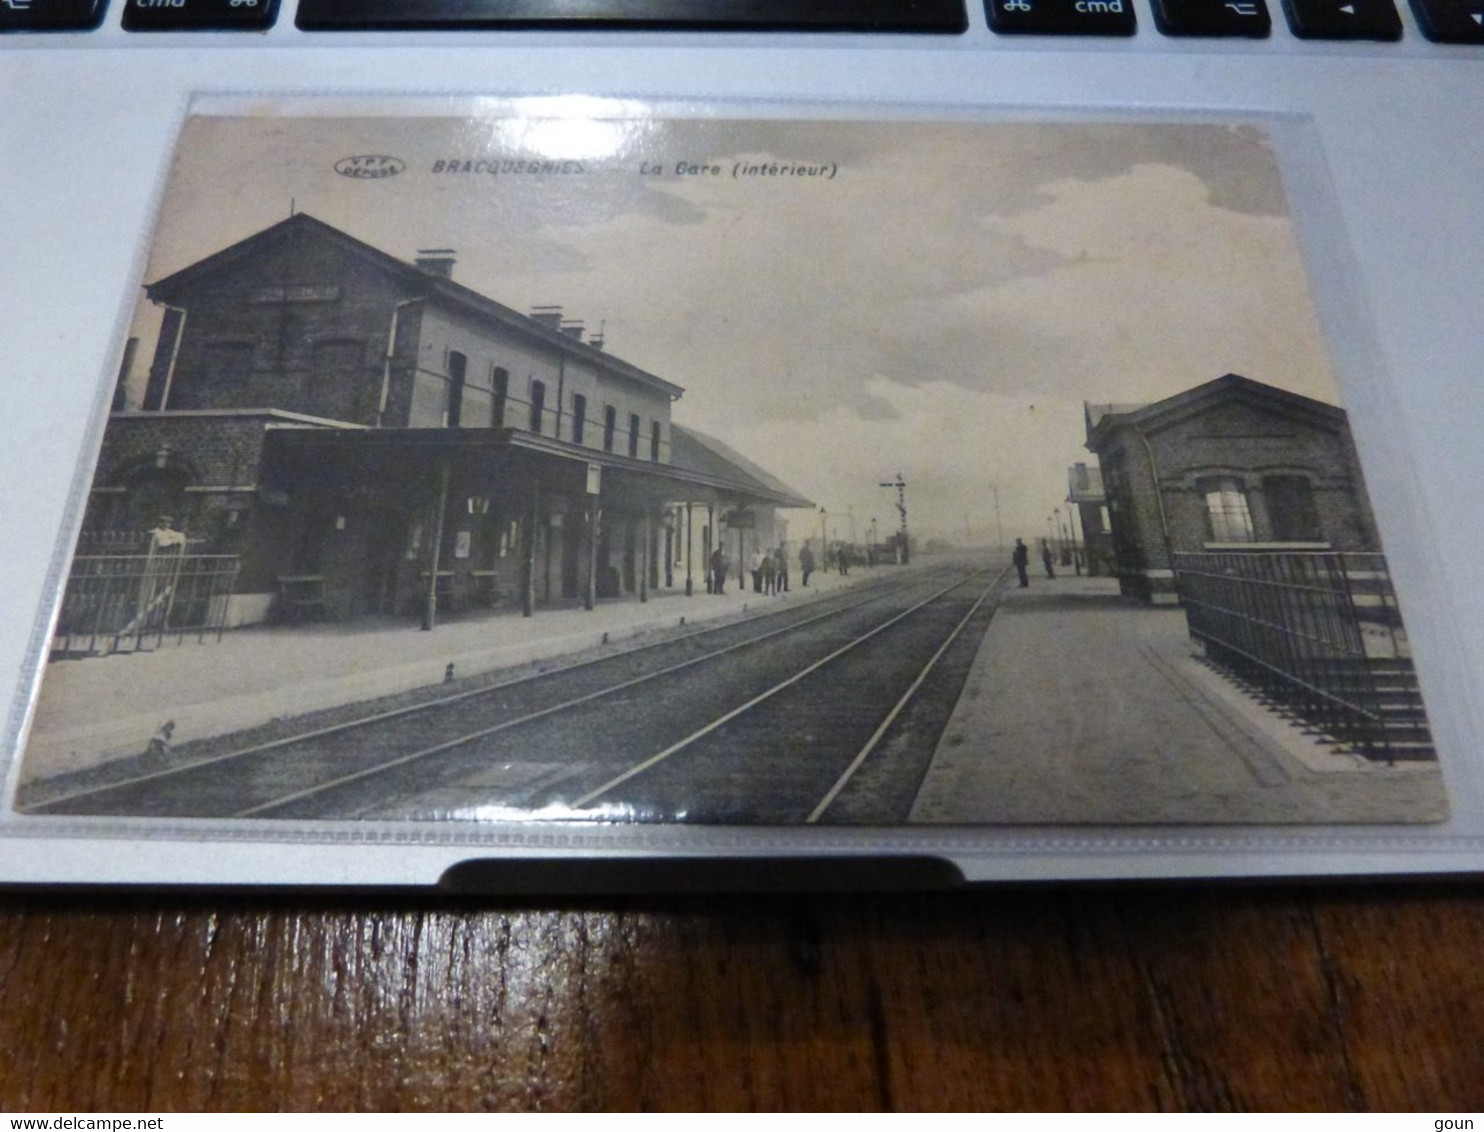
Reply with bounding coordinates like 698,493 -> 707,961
31,559 -> 1007,823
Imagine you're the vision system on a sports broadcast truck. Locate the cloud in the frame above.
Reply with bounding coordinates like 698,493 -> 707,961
480,155 -> 1334,430
950,162 -> 1338,405
137,113 -> 1338,535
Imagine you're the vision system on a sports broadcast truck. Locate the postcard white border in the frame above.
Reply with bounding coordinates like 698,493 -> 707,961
2,91 -> 1480,886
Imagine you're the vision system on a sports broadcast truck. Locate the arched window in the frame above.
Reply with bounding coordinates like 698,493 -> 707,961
306,338 -> 363,421
1264,475 -> 1322,542
173,339 -> 252,410
628,413 -> 640,458
1199,476 -> 1255,543
572,394 -> 587,445
603,406 -> 617,452
491,367 -> 509,427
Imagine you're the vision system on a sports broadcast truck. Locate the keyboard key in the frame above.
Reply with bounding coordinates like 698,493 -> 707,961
296,0 -> 968,33
0,0 -> 105,31
1407,0 -> 1484,40
1152,0 -> 1272,34
986,0 -> 1136,35
123,0 -> 277,30
1280,0 -> 1402,37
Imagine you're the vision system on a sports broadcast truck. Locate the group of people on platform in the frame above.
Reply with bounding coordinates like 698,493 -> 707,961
706,539 -> 836,596
746,546 -> 792,595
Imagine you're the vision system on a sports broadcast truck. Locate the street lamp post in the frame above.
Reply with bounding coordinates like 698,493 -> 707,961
1060,507 -> 1081,575
1068,502 -> 1084,575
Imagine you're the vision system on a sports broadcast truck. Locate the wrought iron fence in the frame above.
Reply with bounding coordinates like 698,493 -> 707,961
52,549 -> 241,659
1172,551 -> 1433,761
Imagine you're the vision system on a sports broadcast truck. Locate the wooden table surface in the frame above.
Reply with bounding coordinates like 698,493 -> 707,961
2,882 -> 1482,1112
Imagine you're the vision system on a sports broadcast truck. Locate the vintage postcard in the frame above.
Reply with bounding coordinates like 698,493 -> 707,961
8,102 -> 1449,829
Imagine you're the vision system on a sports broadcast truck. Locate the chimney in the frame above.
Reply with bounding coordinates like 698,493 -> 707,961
529,305 -> 564,329
415,248 -> 457,279
559,320 -> 585,342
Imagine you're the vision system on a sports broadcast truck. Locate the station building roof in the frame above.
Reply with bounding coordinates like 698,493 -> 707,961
1085,373 -> 1346,449
145,212 -> 686,402
267,423 -> 814,512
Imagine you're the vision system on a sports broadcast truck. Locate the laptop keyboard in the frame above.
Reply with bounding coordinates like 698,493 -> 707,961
1,0 -> 1481,43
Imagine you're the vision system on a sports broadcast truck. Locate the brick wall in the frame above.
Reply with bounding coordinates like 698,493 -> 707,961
82,412 -> 281,592
1146,399 -> 1379,552
146,233 -> 413,424
1092,389 -> 1381,601
92,413 -> 270,490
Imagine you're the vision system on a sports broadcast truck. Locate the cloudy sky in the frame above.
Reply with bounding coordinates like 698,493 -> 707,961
131,106 -> 1341,546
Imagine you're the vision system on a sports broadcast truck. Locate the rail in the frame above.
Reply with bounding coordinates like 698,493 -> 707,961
27,563 -> 970,817
1172,551 -> 1433,761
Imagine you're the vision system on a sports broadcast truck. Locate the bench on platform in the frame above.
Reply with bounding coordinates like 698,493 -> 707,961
469,570 -> 501,608
276,574 -> 327,621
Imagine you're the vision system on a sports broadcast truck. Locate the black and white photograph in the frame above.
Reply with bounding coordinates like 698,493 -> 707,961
11,104 -> 1448,827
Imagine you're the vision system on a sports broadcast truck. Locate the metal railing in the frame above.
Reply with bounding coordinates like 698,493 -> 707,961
1172,551 -> 1433,761
51,549 -> 241,659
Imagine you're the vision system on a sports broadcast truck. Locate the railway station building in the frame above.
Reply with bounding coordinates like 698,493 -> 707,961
79,213 -> 811,637
1083,373 -> 1382,603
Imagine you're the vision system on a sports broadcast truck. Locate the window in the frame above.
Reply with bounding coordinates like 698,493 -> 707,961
1264,475 -> 1322,542
572,394 -> 587,445
603,406 -> 617,452
305,338 -> 361,419
170,339 -> 255,410
445,351 -> 467,427
529,380 -> 546,433
491,367 -> 508,427
202,341 -> 253,393
650,420 -> 662,461
628,413 -> 640,458
1200,477 -> 1255,543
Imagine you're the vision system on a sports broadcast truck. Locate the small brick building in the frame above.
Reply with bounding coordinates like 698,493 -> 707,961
85,213 -> 810,628
1084,374 -> 1380,603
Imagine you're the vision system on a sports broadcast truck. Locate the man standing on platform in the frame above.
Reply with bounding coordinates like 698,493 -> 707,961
1012,538 -> 1030,588
710,546 -> 728,595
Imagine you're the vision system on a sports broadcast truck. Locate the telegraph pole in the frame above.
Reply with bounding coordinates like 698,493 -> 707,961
992,484 -> 1004,552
